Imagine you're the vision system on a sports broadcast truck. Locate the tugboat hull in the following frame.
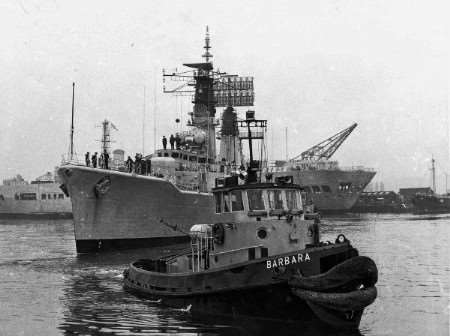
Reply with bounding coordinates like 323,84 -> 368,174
124,243 -> 376,329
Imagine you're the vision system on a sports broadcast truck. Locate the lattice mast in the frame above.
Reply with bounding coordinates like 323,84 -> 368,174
99,119 -> 118,155
290,123 -> 358,162
163,27 -> 255,162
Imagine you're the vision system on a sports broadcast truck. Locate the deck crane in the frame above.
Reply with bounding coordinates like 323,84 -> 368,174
290,123 -> 357,162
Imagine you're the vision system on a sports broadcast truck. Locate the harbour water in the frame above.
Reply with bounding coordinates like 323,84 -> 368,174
0,215 -> 448,336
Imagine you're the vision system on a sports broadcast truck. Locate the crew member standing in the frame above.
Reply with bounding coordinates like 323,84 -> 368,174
126,156 -> 133,173
85,152 -> 90,167
175,133 -> 181,150
162,136 -> 167,150
92,152 -> 98,168
169,134 -> 175,150
104,151 -> 109,170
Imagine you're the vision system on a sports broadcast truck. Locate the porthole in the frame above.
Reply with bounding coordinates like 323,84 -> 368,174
257,228 -> 268,239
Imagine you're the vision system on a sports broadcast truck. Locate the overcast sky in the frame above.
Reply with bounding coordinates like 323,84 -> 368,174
0,0 -> 448,191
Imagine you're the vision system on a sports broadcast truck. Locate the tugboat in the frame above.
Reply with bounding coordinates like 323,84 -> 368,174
123,112 -> 378,330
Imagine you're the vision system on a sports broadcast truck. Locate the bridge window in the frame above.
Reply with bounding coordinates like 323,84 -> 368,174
268,190 -> 283,209
58,194 -> 64,199
41,194 -> 47,200
223,193 -> 231,212
248,190 -> 265,211
321,185 -> 331,192
300,186 -> 311,193
286,190 -> 299,210
215,193 -> 222,213
231,190 -> 244,211
311,185 -> 321,193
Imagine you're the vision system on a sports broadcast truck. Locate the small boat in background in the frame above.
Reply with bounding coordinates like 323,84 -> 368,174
123,112 -> 377,330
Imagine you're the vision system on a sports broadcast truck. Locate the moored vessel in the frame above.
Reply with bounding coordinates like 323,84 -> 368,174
0,172 -> 72,219
270,123 -> 375,213
411,158 -> 450,214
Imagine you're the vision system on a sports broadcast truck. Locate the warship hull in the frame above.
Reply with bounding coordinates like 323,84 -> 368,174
272,169 -> 376,213
58,165 -> 218,253
59,165 -> 375,253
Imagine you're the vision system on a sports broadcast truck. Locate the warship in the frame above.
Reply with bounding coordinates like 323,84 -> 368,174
58,28 -> 373,253
0,172 -> 72,218
58,28 -> 255,252
124,114 -> 378,329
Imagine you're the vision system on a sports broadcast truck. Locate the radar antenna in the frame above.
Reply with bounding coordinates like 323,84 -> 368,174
290,123 -> 357,161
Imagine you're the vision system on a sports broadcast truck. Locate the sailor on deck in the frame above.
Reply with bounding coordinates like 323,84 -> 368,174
162,136 -> 167,150
92,152 -> 98,168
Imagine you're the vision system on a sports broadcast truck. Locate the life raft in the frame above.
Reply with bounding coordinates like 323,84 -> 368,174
289,256 -> 378,329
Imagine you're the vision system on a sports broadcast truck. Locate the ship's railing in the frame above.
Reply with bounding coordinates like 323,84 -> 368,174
60,154 -> 85,166
339,166 -> 375,172
268,160 -> 374,172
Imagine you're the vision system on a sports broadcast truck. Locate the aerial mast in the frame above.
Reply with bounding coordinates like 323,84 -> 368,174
69,82 -> 75,161
431,156 -> 436,192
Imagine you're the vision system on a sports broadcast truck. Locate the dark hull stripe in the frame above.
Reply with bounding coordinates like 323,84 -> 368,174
0,212 -> 73,219
76,236 -> 190,253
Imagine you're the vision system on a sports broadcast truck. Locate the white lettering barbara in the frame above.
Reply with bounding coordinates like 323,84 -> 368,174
266,253 -> 311,269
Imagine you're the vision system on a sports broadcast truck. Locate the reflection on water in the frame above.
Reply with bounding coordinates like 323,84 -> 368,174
0,215 -> 448,335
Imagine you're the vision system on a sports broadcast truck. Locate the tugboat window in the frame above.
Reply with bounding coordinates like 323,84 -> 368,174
321,185 -> 332,192
311,185 -> 321,193
302,186 -> 311,193
286,190 -> 298,210
215,193 -> 222,213
248,190 -> 265,210
257,228 -> 268,239
268,190 -> 283,209
231,190 -> 244,211
223,193 -> 231,212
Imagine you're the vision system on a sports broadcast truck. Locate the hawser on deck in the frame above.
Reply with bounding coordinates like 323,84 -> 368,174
0,172 -> 72,219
